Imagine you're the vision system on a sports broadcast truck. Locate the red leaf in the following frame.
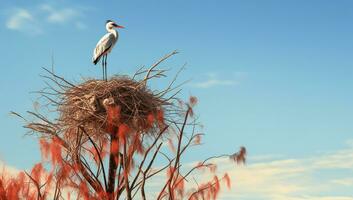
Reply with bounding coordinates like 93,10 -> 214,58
106,105 -> 121,133
193,135 -> 201,145
50,137 -> 63,166
31,163 -> 43,182
156,110 -> 165,127
39,139 -> 50,161
147,113 -> 155,127
189,96 -> 198,107
223,173 -> 231,189
117,124 -> 129,145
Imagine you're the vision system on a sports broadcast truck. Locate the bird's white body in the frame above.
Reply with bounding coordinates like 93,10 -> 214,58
92,20 -> 124,81
92,26 -> 118,64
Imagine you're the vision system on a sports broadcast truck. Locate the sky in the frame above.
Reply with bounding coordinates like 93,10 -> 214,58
0,0 -> 353,199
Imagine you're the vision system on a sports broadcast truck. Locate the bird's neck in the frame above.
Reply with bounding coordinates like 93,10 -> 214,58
108,28 -> 118,37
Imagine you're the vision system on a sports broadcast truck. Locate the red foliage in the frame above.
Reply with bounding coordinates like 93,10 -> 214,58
128,133 -> 144,158
78,181 -> 90,200
106,105 -> 121,134
189,96 -> 198,107
207,163 -> 217,173
230,146 -> 247,164
30,163 -> 43,182
39,138 -> 50,160
50,137 -> 63,166
155,109 -> 166,129
174,175 -> 185,198
146,113 -> 155,127
189,176 -> 220,200
193,134 -> 202,145
3,94 -> 244,200
223,173 -> 231,189
117,123 -> 129,145
133,134 -> 144,154
0,171 -> 38,200
167,166 -> 175,180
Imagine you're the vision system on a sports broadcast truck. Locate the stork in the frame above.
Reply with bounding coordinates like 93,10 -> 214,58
92,20 -> 124,81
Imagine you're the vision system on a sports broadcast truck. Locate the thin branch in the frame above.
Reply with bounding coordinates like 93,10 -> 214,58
24,171 -> 42,200
130,125 -> 169,189
79,126 -> 108,191
143,51 -> 178,85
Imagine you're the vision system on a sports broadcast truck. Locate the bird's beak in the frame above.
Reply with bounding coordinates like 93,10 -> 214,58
113,23 -> 124,29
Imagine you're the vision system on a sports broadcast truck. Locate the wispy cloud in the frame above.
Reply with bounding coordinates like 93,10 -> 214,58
5,8 -> 42,35
39,4 -> 80,24
4,4 -> 86,35
75,21 -> 87,30
213,141 -> 353,200
146,140 -> 353,200
191,72 -> 246,89
0,161 -> 20,176
331,178 -> 353,186
193,79 -> 237,88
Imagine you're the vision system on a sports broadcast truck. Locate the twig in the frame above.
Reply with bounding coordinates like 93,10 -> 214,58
79,126 -> 108,191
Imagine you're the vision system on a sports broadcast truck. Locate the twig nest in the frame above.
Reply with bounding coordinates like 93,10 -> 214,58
59,76 -> 167,139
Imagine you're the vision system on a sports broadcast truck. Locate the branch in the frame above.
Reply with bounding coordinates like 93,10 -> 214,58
123,140 -> 132,200
130,125 -> 169,189
74,128 -> 104,194
143,51 -> 178,85
79,126 -> 108,191
24,171 -> 42,200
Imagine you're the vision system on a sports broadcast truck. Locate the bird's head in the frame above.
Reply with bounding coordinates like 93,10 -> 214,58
106,20 -> 124,30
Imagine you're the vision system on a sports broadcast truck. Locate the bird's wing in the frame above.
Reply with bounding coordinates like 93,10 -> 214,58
92,33 -> 116,64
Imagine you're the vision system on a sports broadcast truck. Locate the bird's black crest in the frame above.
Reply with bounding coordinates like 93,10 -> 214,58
106,20 -> 113,24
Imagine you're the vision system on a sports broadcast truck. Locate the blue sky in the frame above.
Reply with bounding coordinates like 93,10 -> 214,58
0,1 -> 353,199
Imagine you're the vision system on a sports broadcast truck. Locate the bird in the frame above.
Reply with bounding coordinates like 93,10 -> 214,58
92,20 -> 124,81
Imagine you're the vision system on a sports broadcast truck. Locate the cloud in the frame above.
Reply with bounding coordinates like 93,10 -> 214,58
5,8 -> 42,35
6,9 -> 32,29
39,4 -> 80,24
146,140 -> 353,200
75,21 -> 87,30
192,79 -> 237,88
4,4 -> 86,35
191,72 -> 245,89
211,142 -> 353,200
331,178 -> 353,186
0,161 -> 20,176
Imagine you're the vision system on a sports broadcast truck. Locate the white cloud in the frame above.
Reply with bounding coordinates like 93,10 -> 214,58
211,143 -> 353,200
0,161 -> 20,176
75,21 -> 87,30
5,8 -> 42,35
39,4 -> 80,24
144,140 -> 353,200
193,79 -> 237,88
191,72 -> 243,89
331,178 -> 353,186
6,9 -> 32,29
4,4 -> 86,35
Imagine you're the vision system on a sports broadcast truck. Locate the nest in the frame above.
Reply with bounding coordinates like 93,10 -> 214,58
17,51 -> 182,149
59,76 -> 168,138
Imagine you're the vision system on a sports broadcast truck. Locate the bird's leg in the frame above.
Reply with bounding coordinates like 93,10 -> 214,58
102,56 -> 105,81
103,55 -> 108,81
105,55 -> 108,81
104,55 -> 107,81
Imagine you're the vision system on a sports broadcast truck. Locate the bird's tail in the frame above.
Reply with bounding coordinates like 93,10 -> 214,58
92,56 -> 100,65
